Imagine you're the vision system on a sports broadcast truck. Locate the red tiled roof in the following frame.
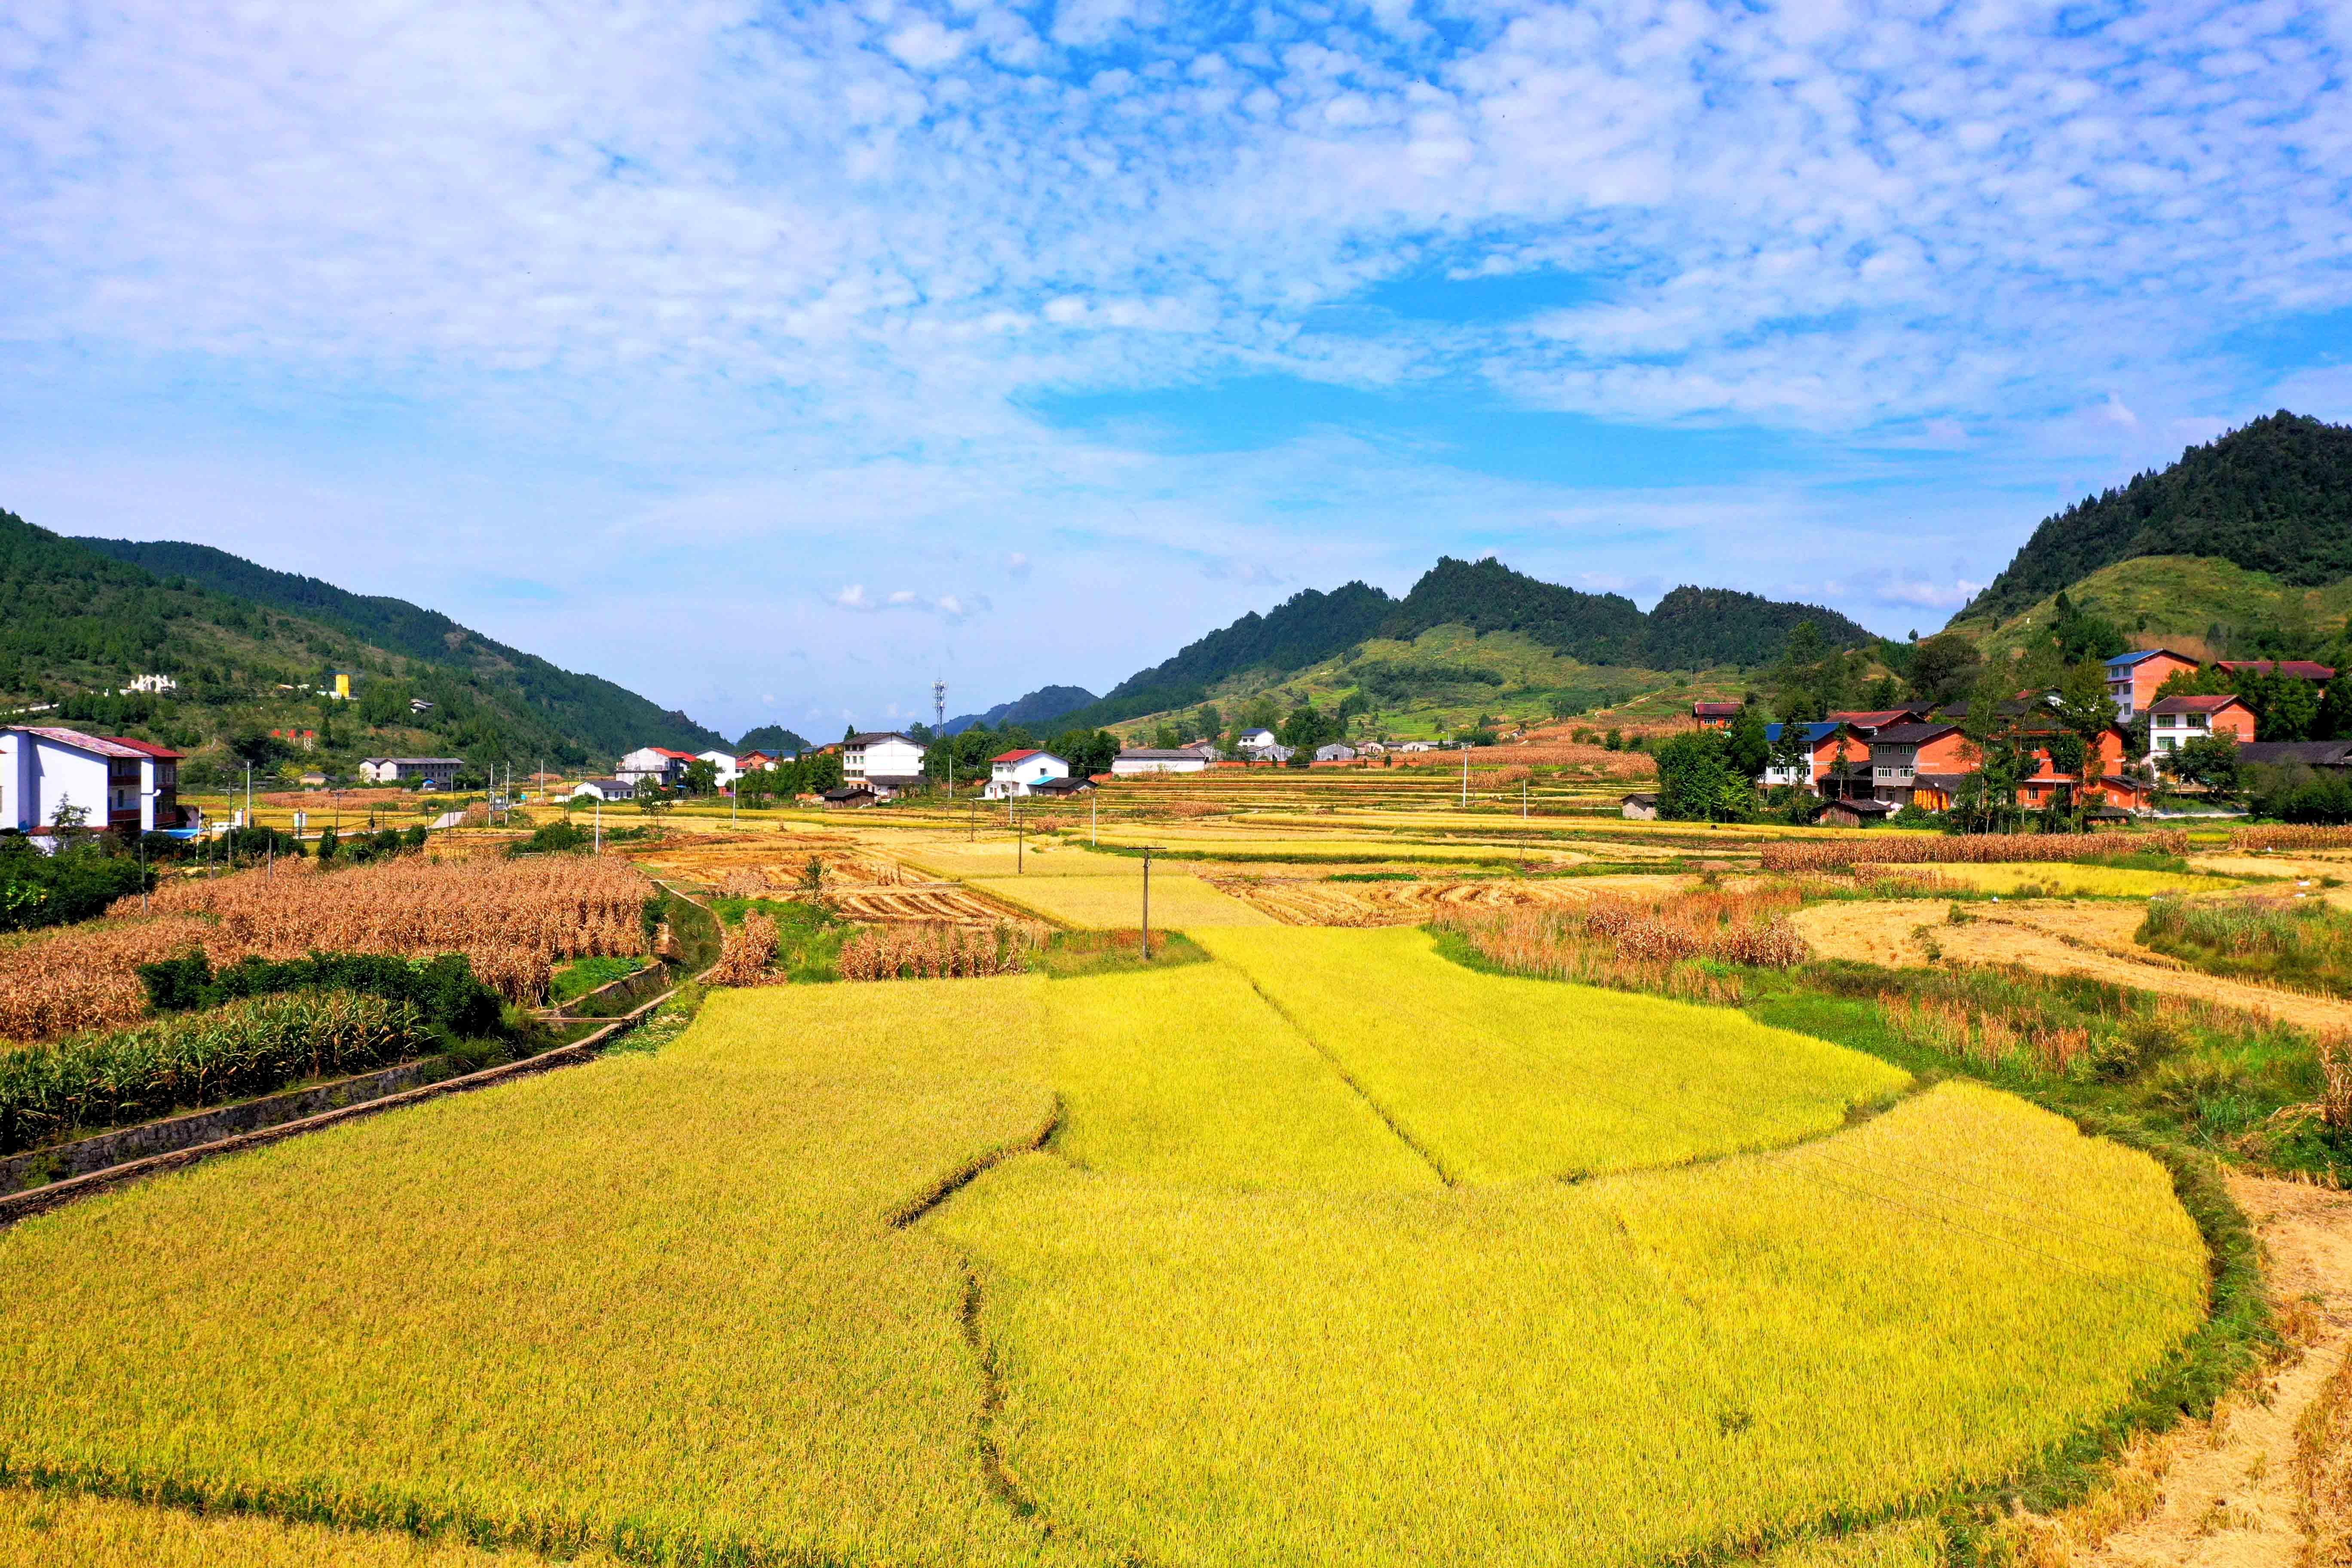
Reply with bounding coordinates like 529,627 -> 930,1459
992,749 -> 1041,763
2216,660 -> 2337,680
103,735 -> 183,760
2149,694 -> 2248,714
653,747 -> 699,760
1690,701 -> 1742,716
8,726 -> 153,760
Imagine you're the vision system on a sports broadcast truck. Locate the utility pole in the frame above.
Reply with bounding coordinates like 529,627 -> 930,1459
1460,743 -> 1470,808
1522,778 -> 1528,819
594,797 -> 603,854
1016,798 -> 1024,874
1139,846 -> 1161,960
1090,789 -> 1097,846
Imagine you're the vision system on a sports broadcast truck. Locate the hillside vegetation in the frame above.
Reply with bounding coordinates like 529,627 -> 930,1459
1,509 -> 724,778
1960,411 -> 2352,625
1951,554 -> 2352,663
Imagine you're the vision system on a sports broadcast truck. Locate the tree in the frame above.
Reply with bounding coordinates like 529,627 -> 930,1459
228,728 -> 290,769
1151,723 -> 1184,750
680,758 -> 720,797
1724,703 -> 1771,782
2319,674 -> 2352,742
1278,704 -> 1335,751
2164,735 -> 2242,800
1651,732 -> 1753,822
49,793 -> 89,831
1046,727 -> 1119,778
1907,633 -> 1983,709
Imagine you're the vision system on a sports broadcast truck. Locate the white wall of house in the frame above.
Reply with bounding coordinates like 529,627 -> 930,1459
1237,728 -> 1279,752
616,747 -> 689,784
985,753 -> 1069,799
696,750 -> 741,786
1,729 -> 148,833
845,736 -> 926,780
1110,750 -> 1210,776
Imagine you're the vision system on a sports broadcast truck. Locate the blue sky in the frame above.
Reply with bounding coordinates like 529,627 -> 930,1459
2,0 -> 2349,739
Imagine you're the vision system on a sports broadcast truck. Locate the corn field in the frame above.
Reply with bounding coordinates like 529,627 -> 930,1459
836,921 -> 1043,981
0,858 -> 652,1044
1435,885 -> 1811,1007
2229,824 -> 2352,852
1762,830 -> 2188,872
705,911 -> 780,986
0,991 -> 432,1152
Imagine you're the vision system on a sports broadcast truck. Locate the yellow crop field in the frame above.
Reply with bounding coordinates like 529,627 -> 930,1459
0,1028 -> 1073,1567
969,873 -> 1277,928
0,936 -> 2208,1568
896,841 -> 1142,879
1195,927 -> 1909,1181
1919,862 -> 2244,897
0,1488 -> 613,1568
1046,965 -> 1439,1191
933,1081 -> 2203,1568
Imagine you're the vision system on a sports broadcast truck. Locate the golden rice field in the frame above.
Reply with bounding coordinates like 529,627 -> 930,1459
0,1488 -> 622,1568
968,872 -> 1277,929
0,931 -> 2208,1566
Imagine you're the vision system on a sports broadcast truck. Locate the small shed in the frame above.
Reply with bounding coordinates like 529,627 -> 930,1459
821,784 -> 878,809
1314,744 -> 1358,763
1819,797 -> 1897,828
1620,792 -> 1659,821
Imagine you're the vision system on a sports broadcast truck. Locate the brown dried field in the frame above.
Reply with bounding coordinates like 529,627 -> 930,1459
827,885 -> 1030,926
1789,898 -> 2352,1035
0,857 -> 656,1042
257,788 -> 416,811
1763,831 -> 2191,873
1205,872 -> 1686,926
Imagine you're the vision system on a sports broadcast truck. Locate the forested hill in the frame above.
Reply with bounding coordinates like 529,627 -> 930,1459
942,684 -> 1098,735
72,535 -> 725,756
734,724 -> 815,755
1384,558 -> 1874,669
1958,411 -> 2352,625
1072,582 -> 1399,727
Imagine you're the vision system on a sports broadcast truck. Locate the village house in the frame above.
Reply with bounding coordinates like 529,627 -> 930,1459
571,778 -> 636,803
843,732 -> 926,794
1235,728 -> 1281,754
1112,747 -> 1213,776
820,783 -> 879,808
1,726 -> 188,835
616,747 -> 697,789
2103,649 -> 2202,721
1314,743 -> 1358,763
1825,706 -> 1936,730
359,756 -> 464,787
2215,659 -> 2337,683
1853,723 -> 1975,808
1620,792 -> 1659,820
1690,701 -> 1742,729
1763,722 -> 1871,790
695,750 -> 741,788
986,749 -> 1070,799
1028,775 -> 1096,797
2147,693 -> 2257,760
735,750 -> 784,772
2242,740 -> 2352,769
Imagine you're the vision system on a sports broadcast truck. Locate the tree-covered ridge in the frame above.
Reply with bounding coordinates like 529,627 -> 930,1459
1641,585 -> 1874,669
74,536 -> 725,755
1069,581 -> 1400,728
0,509 -> 208,686
1959,411 -> 2352,625
1384,556 -> 1647,664
941,684 -> 1099,735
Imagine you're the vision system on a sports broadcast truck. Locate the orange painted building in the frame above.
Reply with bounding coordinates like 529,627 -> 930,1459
2147,693 -> 2256,760
1691,701 -> 1742,730
2103,648 -> 2202,720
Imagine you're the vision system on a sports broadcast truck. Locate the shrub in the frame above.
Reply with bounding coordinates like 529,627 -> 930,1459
137,949 -> 504,1037
508,821 -> 593,857
0,837 -> 151,933
0,991 -> 433,1151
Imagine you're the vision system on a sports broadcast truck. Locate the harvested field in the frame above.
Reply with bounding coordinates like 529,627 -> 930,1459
969,873 -> 1276,929
1207,873 -> 1679,926
826,884 -> 1028,925
1790,899 -> 2352,1035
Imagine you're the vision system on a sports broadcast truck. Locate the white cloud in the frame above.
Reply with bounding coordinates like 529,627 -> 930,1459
885,19 -> 969,70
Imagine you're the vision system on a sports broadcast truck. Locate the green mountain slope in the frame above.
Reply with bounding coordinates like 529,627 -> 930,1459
1959,412 -> 2352,625
942,685 -> 1099,735
1066,582 -> 1398,729
2,509 -> 721,779
1949,555 -> 2352,665
734,725 -> 815,756
74,536 -> 723,757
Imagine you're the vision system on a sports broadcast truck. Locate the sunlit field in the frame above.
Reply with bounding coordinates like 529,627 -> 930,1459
1915,861 -> 2246,898
969,872 -> 1277,929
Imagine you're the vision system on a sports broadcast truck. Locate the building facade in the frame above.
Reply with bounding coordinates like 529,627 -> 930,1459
2103,649 -> 2202,721
1,726 -> 186,835
842,733 -> 926,786
360,756 -> 465,787
1111,747 -> 1212,776
986,750 -> 1070,799
616,747 -> 696,788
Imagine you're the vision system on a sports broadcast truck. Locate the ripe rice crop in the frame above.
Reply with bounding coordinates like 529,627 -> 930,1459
1919,862 -> 2241,898
1761,831 -> 2190,872
0,987 -> 1070,1567
835,921 -> 1041,981
0,1486 -> 628,1568
932,1080 -> 2203,1568
968,873 -> 1277,929
1046,963 -> 1439,1192
1194,927 -> 1907,1181
0,991 -> 433,1152
2229,825 -> 2352,852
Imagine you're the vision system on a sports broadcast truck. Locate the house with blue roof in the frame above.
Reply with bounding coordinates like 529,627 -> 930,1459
2102,648 -> 2200,721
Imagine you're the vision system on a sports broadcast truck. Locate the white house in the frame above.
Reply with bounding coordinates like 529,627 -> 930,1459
1236,727 -> 1280,753
695,750 -> 741,788
1314,744 -> 1357,762
616,747 -> 695,788
119,674 -> 178,696
571,778 -> 636,802
359,756 -> 464,787
1111,747 -> 1213,776
986,749 -> 1070,799
844,732 -> 926,789
2,726 -> 187,835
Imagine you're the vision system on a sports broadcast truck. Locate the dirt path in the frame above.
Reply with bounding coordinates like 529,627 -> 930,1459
2067,1176 -> 2352,1568
1789,900 -> 2352,1034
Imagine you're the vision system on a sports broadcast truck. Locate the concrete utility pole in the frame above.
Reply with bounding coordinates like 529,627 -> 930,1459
1461,744 -> 1470,808
1138,846 -> 1161,960
1016,798 -> 1024,874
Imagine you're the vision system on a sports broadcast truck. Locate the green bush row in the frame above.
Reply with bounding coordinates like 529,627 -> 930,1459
0,990 -> 435,1152
136,949 -> 504,1037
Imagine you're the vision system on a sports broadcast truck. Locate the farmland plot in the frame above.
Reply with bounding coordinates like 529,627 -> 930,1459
970,873 -> 1277,929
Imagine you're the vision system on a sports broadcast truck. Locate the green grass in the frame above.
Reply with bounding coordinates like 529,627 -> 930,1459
548,955 -> 649,1004
933,1081 -> 2202,1568
707,895 -> 850,982
2139,893 -> 2352,998
1026,928 -> 1211,979
1194,926 -> 1912,1182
